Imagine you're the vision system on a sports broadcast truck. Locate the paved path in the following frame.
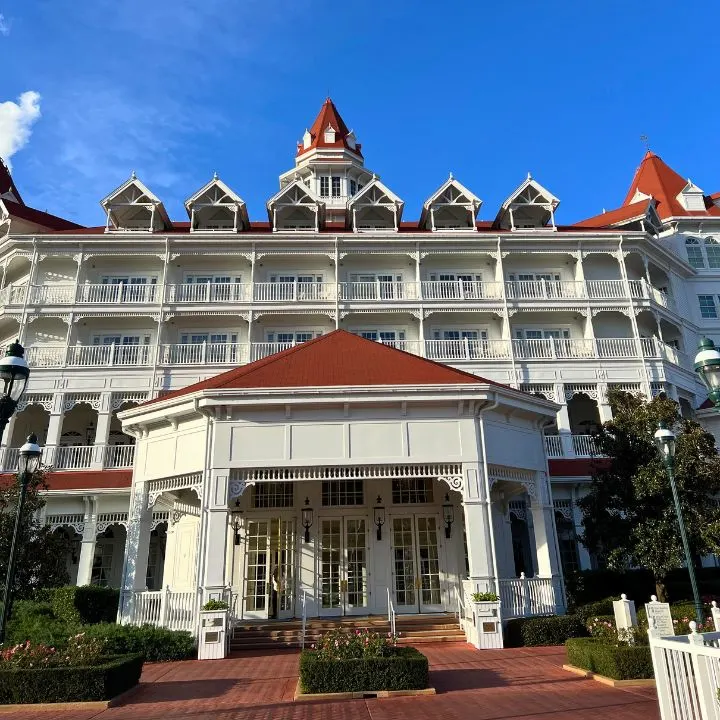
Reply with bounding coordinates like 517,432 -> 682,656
0,643 -> 659,719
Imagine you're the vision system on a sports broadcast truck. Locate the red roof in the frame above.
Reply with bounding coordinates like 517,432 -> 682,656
0,158 -> 23,204
297,98 -> 362,159
0,469 -> 131,491
573,200 -> 651,228
147,330 -> 499,406
3,199 -> 84,231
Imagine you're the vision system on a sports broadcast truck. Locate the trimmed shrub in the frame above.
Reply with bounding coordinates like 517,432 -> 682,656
504,614 -> 587,647
299,647 -> 428,693
566,637 -> 653,680
5,601 -> 79,648
574,598 -> 617,626
81,623 -> 195,662
50,586 -> 120,625
0,654 -> 143,703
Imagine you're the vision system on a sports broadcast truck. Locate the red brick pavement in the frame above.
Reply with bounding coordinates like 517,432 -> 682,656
0,643 -> 659,720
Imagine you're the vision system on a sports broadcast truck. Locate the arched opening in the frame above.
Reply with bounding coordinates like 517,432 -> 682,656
566,393 -> 601,435
9,404 -> 50,447
146,522 -> 168,591
92,524 -> 127,588
509,501 -> 534,577
52,527 -> 81,585
555,512 -> 580,576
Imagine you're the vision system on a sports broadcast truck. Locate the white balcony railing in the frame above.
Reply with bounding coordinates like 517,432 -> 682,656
158,343 -> 248,366
166,283 -> 250,303
505,280 -> 585,300
254,282 -> 337,302
1,444 -> 135,471
499,575 -> 562,618
420,280 -> 503,301
586,279 -> 627,299
543,434 -> 601,459
28,285 -> 76,304
595,337 -> 637,358
424,339 -> 512,361
0,285 -> 28,306
121,588 -> 199,633
340,281 -> 419,301
25,345 -> 67,368
571,434 -> 598,457
250,342 -> 296,361
76,283 -> 159,304
66,345 -> 154,367
543,435 -> 564,458
103,444 -> 136,469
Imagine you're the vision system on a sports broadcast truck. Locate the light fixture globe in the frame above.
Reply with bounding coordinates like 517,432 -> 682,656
18,433 -> 42,475
0,340 -> 29,404
654,422 -> 676,466
695,337 -> 720,406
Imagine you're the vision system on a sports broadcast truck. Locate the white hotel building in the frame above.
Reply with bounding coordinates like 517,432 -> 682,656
0,98 -> 717,627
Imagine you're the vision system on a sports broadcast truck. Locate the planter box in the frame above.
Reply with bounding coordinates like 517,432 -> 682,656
0,654 -> 144,704
299,647 -> 429,694
465,601 -> 503,649
198,610 -> 228,660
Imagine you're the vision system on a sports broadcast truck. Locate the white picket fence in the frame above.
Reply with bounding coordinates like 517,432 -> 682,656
122,588 -> 199,633
498,574 -> 563,618
650,626 -> 720,719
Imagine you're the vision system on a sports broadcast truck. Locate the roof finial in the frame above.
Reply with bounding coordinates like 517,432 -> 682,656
527,171 -> 532,180
449,171 -> 454,180
130,170 -> 137,180
640,134 -> 650,152
213,171 -> 218,180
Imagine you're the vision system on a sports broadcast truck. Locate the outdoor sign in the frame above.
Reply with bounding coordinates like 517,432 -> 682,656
645,596 -> 674,636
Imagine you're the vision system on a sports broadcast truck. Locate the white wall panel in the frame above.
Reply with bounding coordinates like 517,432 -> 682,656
407,420 -> 461,458
290,423 -> 344,460
349,422 -> 402,458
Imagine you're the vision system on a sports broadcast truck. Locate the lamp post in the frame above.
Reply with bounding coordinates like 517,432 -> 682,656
0,340 -> 30,445
653,422 -> 704,625
695,337 -> 720,408
0,433 -> 42,645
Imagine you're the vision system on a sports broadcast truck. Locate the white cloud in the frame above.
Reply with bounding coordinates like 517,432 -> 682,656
0,92 -> 41,169
0,14 -> 9,36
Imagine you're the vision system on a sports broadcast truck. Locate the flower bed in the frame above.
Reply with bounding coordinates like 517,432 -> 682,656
566,638 -> 653,681
299,628 -> 429,694
0,654 -> 144,704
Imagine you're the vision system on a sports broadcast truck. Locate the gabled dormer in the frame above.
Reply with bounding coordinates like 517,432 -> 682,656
677,179 -> 706,212
419,174 -> 481,231
494,174 -> 560,231
267,177 -> 325,232
184,174 -> 249,232
347,177 -> 403,232
100,173 -> 171,232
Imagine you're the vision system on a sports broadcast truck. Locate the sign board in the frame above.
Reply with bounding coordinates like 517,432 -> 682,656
612,594 -> 638,631
645,598 -> 674,636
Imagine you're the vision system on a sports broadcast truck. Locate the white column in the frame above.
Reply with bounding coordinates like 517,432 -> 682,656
119,481 -> 153,622
461,462 -> 496,593
598,384 -> 613,423
44,393 -> 65,466
77,496 -> 98,586
529,473 -> 565,613
556,385 -> 574,457
199,468 -> 230,605
91,392 -> 112,469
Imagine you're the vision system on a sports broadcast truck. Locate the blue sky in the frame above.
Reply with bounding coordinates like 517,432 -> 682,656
1,1 -> 718,226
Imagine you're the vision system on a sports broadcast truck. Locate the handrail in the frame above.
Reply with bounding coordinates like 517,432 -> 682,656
387,588 -> 396,637
455,584 -> 465,626
300,591 -> 308,650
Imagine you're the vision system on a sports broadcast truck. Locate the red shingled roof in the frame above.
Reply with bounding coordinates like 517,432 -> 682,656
573,200 -> 651,228
3,199 -> 84,231
147,330 -> 498,406
297,98 -> 362,159
0,158 -> 23,204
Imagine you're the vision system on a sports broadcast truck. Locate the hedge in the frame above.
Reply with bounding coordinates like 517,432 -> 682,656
299,647 -> 429,693
0,654 -> 144,704
80,623 -> 196,662
50,586 -> 120,625
574,598 -> 617,626
566,638 -> 653,680
504,614 -> 587,647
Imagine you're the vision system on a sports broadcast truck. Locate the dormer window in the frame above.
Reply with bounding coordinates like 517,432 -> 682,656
349,180 -> 357,197
332,177 -> 341,198
677,180 -> 706,212
184,176 -> 248,233
324,125 -> 336,143
303,129 -> 312,149
495,176 -> 560,231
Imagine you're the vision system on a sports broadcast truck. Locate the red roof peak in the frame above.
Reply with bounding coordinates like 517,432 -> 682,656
0,157 -> 23,205
297,99 -> 362,158
147,330 -> 501,405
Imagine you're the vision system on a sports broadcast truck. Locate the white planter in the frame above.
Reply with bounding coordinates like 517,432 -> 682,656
466,601 -> 503,649
198,609 -> 229,660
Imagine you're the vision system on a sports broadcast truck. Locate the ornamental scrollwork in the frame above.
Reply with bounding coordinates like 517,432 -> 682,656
438,474 -> 463,493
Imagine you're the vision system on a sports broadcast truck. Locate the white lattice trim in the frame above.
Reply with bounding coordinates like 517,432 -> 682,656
650,382 -> 667,397
111,392 -> 150,411
508,499 -> 527,520
151,510 -> 170,530
64,393 -> 102,411
46,513 -> 84,534
608,383 -> 642,393
519,384 -> 557,403
488,464 -> 536,497
564,384 -> 599,401
553,499 -> 574,521
97,512 -> 128,533
231,463 -> 463,484
17,393 -> 54,412
147,473 -> 203,507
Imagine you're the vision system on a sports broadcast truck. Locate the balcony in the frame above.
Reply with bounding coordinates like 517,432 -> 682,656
544,434 -> 601,459
1,443 -> 135,472
0,278 -> 675,310
23,337 -> 690,370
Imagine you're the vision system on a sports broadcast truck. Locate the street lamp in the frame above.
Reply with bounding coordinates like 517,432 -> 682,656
0,340 -> 30,444
694,337 -> 720,408
653,422 -> 704,626
0,433 -> 42,645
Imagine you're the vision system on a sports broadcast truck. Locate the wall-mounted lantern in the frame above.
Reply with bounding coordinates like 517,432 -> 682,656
301,497 -> 314,543
231,507 -> 243,546
442,493 -> 455,539
373,495 -> 386,541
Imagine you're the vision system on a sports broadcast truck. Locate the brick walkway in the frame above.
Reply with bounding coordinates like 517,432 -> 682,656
0,643 -> 659,719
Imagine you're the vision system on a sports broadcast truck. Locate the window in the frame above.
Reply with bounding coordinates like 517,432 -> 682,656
91,540 -> 114,587
706,238 -> 720,269
392,478 -> 434,504
686,237 -> 705,268
252,482 -> 294,508
349,180 -> 357,196
322,480 -> 364,506
331,177 -> 341,198
699,295 -> 718,319
515,328 -> 570,339
319,176 -> 329,198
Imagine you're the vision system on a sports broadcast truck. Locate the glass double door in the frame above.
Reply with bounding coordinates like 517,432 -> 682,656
319,517 -> 369,616
243,518 -> 295,620
391,515 -> 444,614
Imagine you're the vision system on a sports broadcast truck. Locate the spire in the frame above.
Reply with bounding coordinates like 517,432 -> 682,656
296,98 -> 362,158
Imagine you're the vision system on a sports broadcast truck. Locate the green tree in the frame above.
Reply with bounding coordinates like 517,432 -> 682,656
578,390 -> 720,602
0,468 -> 70,600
